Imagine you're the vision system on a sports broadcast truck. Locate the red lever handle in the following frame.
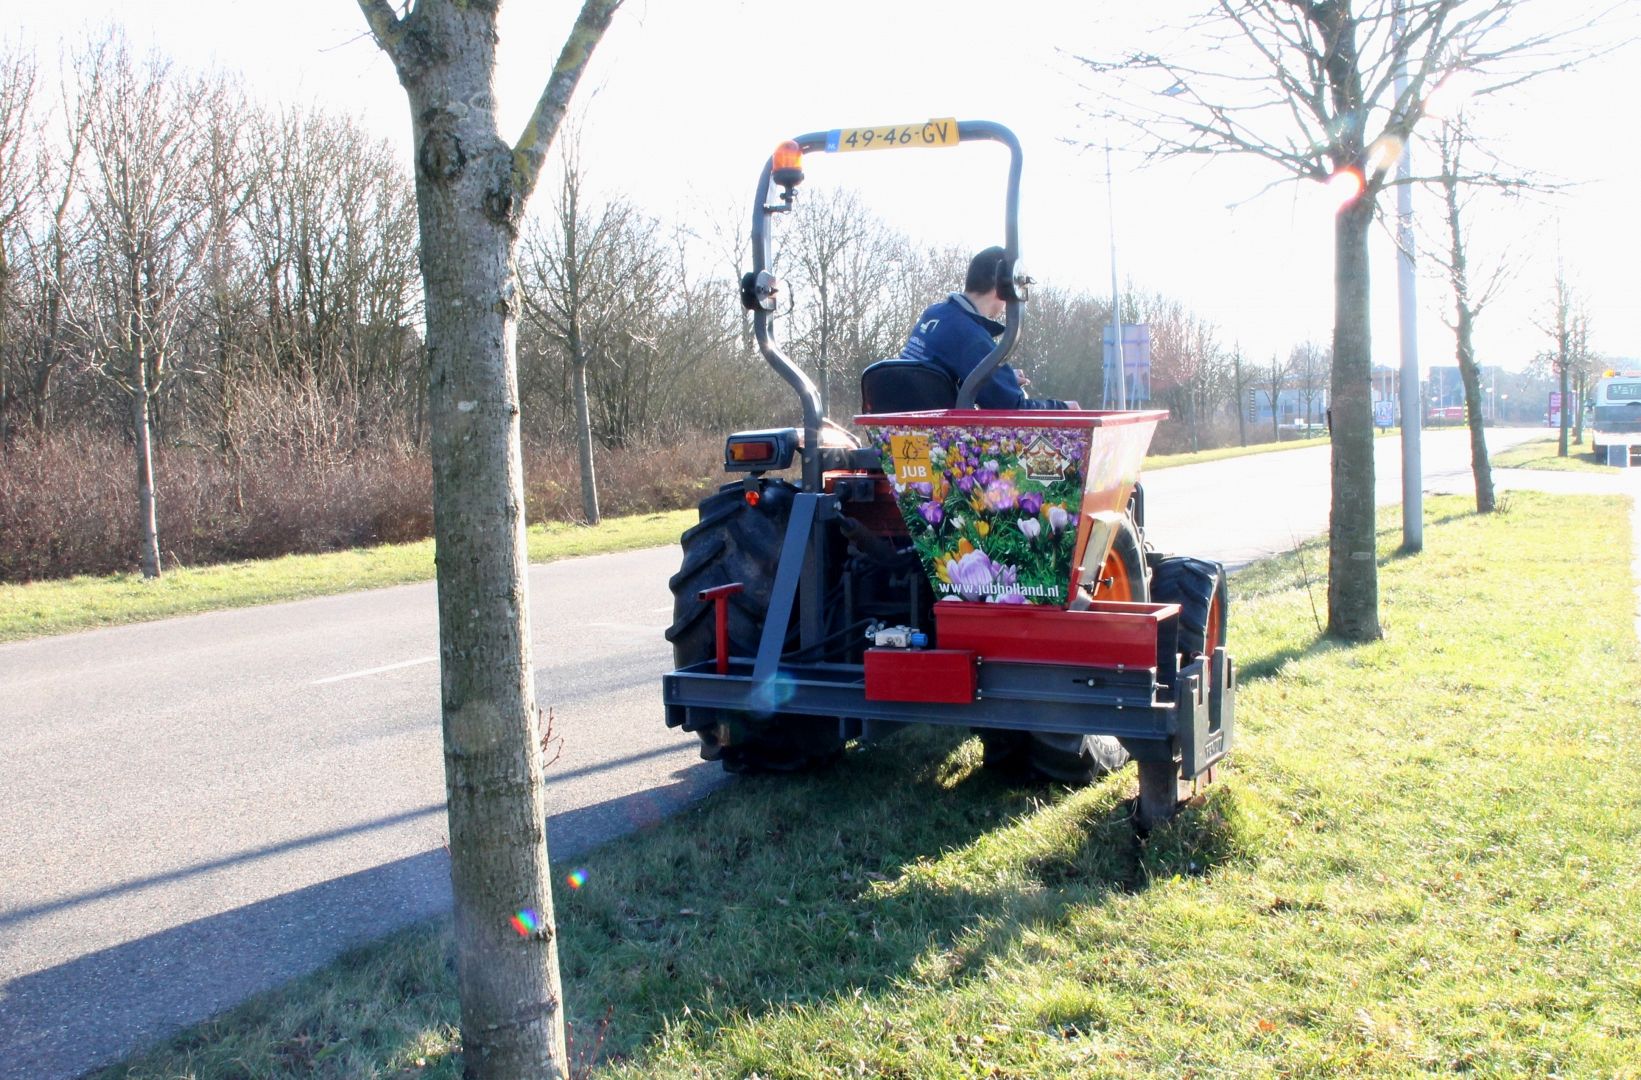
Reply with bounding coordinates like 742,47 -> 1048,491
697,583 -> 744,675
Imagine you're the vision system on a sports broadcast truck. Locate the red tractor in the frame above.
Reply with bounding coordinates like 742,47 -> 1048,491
663,120 -> 1233,827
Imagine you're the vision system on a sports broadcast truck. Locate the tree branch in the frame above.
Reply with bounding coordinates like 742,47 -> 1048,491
355,0 -> 406,63
511,0 -> 623,205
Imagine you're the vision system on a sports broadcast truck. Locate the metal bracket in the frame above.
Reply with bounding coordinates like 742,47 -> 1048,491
1179,649 -> 1235,779
753,492 -> 820,688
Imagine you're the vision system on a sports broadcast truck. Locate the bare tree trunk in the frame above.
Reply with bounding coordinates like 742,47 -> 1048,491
1454,310 -> 1494,513
572,350 -> 600,524
357,2 -> 620,1075
1234,347 -> 1247,446
413,122 -> 562,1080
1328,200 -> 1380,641
1558,351 -> 1570,457
1439,152 -> 1494,514
132,374 -> 162,579
1572,368 -> 1585,446
0,248 -> 11,439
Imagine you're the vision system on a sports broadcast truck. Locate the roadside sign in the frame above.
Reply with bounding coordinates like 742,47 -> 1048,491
1373,400 -> 1395,429
1102,324 -> 1151,405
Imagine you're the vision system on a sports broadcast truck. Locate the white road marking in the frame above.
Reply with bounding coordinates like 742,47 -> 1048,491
313,656 -> 437,685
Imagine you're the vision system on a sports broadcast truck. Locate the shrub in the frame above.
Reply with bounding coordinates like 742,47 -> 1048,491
0,429 -> 726,583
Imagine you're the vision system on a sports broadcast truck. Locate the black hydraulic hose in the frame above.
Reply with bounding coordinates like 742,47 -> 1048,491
953,121 -> 1025,409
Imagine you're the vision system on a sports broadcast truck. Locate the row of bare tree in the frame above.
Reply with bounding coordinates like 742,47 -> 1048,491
0,33 -> 1359,576
0,38 -> 431,573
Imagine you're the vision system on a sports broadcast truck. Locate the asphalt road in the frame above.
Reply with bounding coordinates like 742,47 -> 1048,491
0,426 -> 1546,1079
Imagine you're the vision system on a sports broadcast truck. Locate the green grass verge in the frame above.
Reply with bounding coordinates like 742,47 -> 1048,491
1490,434 -> 1617,473
1145,435 -> 1329,470
0,510 -> 695,644
97,490 -> 1641,1078
1144,427 -> 1402,472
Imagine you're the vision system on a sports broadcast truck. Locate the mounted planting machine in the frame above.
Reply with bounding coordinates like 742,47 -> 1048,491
662,119 -> 1235,827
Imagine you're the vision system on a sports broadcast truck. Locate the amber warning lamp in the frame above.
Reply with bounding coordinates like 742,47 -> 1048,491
772,140 -> 804,188
770,140 -> 805,210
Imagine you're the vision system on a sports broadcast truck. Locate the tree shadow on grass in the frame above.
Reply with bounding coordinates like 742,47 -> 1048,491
1372,505 -> 1485,569
556,727 -> 1256,1068
1235,630 -> 1334,682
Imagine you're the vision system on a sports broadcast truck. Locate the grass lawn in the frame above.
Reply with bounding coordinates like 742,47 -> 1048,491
97,490 -> 1641,1078
1490,435 -> 1616,473
0,510 -> 695,644
1144,426 -> 1402,472
1146,435 -> 1328,470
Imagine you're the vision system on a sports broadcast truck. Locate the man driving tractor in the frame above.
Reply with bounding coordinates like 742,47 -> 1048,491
899,246 -> 1071,410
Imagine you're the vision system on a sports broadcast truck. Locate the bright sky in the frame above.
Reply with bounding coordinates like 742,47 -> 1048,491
13,0 -> 1641,373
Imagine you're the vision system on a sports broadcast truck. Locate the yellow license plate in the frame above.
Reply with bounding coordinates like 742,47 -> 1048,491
825,119 -> 960,153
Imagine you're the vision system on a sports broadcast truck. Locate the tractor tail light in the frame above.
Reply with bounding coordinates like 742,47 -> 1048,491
723,429 -> 797,473
728,438 -> 777,465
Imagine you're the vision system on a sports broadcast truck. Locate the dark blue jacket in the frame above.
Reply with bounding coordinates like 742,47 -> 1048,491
899,293 -> 1068,410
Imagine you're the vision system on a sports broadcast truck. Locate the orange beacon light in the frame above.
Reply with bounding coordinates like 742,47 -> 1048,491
772,140 -> 804,190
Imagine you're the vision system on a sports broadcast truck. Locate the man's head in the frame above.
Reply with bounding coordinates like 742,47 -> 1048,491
963,246 -> 1008,318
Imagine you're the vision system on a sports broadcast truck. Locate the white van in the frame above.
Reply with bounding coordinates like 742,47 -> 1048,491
1590,369 -> 1641,461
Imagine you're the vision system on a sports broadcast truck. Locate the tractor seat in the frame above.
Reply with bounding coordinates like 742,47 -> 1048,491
859,359 -> 958,413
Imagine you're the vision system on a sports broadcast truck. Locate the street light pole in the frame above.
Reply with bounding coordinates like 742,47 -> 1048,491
1393,0 -> 1424,551
1106,140 -> 1127,410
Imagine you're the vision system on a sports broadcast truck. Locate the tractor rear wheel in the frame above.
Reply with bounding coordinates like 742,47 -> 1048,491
978,517 -> 1145,784
666,483 -> 844,773
1149,556 -> 1228,658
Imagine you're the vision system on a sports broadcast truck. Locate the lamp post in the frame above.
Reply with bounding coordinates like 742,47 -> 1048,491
1105,140 -> 1126,410
1393,0 -> 1422,551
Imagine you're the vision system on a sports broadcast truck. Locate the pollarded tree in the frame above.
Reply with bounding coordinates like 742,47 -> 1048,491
0,43 -> 42,440
1260,348 -> 1298,441
1426,116 -> 1524,510
519,139 -> 666,521
784,187 -> 910,417
1569,307 -> 1595,447
1290,340 -> 1331,427
1014,284 -> 1109,409
1535,265 -> 1582,457
10,62 -> 92,438
1078,0 -> 1598,641
73,36 -> 216,579
355,3 -> 621,1077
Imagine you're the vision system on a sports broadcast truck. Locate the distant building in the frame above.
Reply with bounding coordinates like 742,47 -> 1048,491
1244,387 -> 1324,427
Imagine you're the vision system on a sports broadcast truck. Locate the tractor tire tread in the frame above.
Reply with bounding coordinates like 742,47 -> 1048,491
1149,556 -> 1227,658
667,484 -> 842,773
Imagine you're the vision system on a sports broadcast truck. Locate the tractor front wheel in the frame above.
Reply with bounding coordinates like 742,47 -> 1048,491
1149,555 -> 1228,659
666,483 -> 844,773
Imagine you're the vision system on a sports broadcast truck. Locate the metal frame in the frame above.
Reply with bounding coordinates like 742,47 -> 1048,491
664,647 -> 1236,780
745,121 -> 1027,657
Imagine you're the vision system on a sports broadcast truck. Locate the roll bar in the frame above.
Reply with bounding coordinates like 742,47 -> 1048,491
746,120 -> 1026,487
